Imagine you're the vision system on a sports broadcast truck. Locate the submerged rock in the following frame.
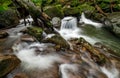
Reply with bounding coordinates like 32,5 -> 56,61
0,9 -> 19,29
0,54 -> 21,77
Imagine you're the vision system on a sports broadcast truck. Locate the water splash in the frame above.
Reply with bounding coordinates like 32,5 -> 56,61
79,13 -> 103,28
60,64 -> 78,78
101,67 -> 119,78
14,43 -> 64,70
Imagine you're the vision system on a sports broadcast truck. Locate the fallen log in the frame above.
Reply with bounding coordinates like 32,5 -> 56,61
12,0 -> 54,32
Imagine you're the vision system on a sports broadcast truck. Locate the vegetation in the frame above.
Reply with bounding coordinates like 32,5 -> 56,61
0,0 -> 12,11
0,0 -> 120,13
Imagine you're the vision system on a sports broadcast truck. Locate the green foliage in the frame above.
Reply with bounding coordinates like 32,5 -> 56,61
31,0 -> 42,6
77,3 -> 95,13
0,0 -> 12,11
70,0 -> 80,7
97,0 -> 120,12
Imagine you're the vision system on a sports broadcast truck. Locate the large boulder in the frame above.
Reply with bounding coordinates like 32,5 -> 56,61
0,54 -> 21,77
0,9 -> 19,29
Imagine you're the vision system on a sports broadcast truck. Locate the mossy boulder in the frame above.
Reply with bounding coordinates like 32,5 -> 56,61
42,34 -> 70,49
78,37 -> 110,66
27,27 -> 43,41
0,9 -> 19,29
63,7 -> 80,16
44,5 -> 64,18
0,54 -> 21,77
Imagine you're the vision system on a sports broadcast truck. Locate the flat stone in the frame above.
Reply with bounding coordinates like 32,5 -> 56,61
21,34 -> 35,42
0,54 -> 21,77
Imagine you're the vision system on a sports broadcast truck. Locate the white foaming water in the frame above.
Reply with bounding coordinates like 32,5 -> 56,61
101,67 -> 119,78
60,17 -> 77,29
45,34 -> 55,39
59,16 -> 99,44
14,43 -> 64,70
79,13 -> 103,28
19,15 -> 33,24
60,64 -> 78,78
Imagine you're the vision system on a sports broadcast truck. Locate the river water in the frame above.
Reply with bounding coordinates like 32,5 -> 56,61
1,13 -> 120,78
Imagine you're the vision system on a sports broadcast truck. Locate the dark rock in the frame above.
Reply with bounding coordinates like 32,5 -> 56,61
0,31 -> 9,38
0,54 -> 21,77
0,9 -> 19,29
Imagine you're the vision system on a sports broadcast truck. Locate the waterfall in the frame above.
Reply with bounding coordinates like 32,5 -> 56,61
79,12 -> 103,28
60,17 -> 77,29
59,16 -> 98,44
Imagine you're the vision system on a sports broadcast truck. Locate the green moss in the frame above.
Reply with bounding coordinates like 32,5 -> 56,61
27,27 -> 43,41
63,7 -> 80,16
44,4 -> 64,18
77,3 -> 95,13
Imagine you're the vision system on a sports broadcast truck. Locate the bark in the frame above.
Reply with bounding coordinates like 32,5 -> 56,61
12,0 -> 54,32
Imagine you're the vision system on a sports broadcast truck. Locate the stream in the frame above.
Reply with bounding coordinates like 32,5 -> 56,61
1,13 -> 120,78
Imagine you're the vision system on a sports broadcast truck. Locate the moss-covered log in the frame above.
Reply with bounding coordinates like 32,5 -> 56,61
12,0 -> 54,32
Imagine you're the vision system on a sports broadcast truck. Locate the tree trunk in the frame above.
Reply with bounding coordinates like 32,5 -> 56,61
12,0 -> 54,33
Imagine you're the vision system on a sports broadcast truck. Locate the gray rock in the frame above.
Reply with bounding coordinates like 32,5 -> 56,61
51,17 -> 61,28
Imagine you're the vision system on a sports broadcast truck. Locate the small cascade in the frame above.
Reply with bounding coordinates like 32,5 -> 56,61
60,17 -> 77,29
79,12 -> 103,28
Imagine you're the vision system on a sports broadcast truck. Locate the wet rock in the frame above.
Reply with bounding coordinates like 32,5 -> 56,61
27,27 -> 43,41
0,31 -> 9,38
112,23 -> 120,37
0,9 -> 19,29
21,34 -> 36,42
44,5 -> 64,18
77,37 -> 111,66
14,73 -> 29,78
106,12 -> 120,38
42,34 -> 70,49
0,55 -> 21,77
